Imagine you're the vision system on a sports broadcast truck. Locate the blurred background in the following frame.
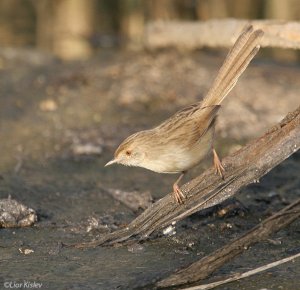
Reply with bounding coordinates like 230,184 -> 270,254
1,0 -> 300,60
0,2 -> 299,288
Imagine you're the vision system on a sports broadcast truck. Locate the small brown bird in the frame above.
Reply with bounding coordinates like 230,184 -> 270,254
105,25 -> 263,204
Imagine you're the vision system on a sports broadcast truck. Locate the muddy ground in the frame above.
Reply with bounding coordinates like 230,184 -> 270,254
0,47 -> 299,289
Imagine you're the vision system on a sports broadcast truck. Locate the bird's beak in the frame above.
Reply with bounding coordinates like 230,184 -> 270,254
104,159 -> 118,167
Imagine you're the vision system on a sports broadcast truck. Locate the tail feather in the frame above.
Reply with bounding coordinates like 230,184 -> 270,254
218,45 -> 261,102
201,25 -> 263,107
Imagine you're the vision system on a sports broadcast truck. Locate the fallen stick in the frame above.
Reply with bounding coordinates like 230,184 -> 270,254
69,105 -> 299,249
157,197 -> 300,288
145,19 -> 300,50
180,252 -> 300,290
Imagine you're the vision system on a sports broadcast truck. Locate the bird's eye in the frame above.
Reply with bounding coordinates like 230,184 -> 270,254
125,150 -> 131,156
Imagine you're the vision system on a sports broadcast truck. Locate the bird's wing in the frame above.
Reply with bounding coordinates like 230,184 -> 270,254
156,104 -> 220,148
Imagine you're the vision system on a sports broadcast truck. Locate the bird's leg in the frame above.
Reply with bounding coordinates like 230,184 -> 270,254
172,171 -> 186,204
213,148 -> 225,179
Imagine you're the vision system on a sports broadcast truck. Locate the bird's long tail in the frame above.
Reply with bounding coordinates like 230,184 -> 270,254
201,25 -> 264,108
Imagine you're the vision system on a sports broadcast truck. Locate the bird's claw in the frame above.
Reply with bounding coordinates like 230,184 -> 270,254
213,149 -> 225,179
173,184 -> 186,204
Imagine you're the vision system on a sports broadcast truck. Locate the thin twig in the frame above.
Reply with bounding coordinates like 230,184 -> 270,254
181,252 -> 300,290
157,198 -> 300,287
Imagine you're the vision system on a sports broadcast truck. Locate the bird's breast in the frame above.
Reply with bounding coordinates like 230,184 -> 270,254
138,129 -> 213,174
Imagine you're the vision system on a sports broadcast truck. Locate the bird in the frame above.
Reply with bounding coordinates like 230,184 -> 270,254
105,25 -> 264,204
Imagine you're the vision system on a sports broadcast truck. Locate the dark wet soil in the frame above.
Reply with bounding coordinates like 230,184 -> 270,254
0,48 -> 299,289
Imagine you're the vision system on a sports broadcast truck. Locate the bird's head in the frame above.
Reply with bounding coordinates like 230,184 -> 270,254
105,131 -> 148,168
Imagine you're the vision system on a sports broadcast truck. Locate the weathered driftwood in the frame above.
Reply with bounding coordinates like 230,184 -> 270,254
157,197 -> 300,288
145,19 -> 300,50
71,105 -> 299,249
181,252 -> 300,290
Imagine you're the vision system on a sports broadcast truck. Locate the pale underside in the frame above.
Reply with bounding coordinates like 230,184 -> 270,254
141,126 -> 214,174
131,104 -> 219,174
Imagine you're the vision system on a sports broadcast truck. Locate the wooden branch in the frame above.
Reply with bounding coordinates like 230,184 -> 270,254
145,19 -> 300,49
70,105 -> 299,249
157,198 -> 300,288
181,252 -> 300,290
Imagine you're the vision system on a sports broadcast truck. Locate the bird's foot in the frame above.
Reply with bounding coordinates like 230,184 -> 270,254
173,184 -> 186,204
213,149 -> 225,179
